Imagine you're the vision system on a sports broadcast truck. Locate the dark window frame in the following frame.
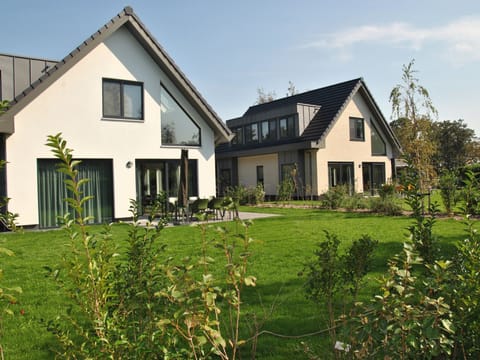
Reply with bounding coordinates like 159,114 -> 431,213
328,162 -> 354,194
279,116 -> 295,138
102,78 -> 144,120
370,120 -> 387,155
349,117 -> 365,141
256,165 -> 264,185
245,123 -> 259,143
231,127 -> 243,145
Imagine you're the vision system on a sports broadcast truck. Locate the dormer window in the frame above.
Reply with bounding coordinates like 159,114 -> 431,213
279,116 -> 295,138
245,123 -> 259,143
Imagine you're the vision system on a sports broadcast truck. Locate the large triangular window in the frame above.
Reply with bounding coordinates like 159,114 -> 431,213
160,85 -> 200,146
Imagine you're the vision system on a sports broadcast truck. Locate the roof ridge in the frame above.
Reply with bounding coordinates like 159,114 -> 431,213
245,77 -> 362,113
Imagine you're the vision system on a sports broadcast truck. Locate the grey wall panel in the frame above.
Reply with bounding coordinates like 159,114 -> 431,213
14,57 -> 30,98
0,55 -> 14,100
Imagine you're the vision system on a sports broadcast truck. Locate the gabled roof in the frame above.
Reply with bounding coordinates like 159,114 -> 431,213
223,78 -> 401,154
0,6 -> 232,144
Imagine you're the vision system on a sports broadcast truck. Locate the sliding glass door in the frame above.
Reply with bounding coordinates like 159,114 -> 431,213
136,159 -> 198,214
362,162 -> 386,195
37,159 -> 113,228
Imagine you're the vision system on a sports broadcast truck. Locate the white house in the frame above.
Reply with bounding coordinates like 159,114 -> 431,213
0,7 -> 231,228
216,78 -> 402,198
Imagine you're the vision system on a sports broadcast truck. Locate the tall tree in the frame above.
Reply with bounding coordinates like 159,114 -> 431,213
390,59 -> 438,190
433,119 -> 476,171
286,81 -> 298,97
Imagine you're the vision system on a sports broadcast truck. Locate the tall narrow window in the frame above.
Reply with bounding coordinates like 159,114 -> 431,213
279,116 -> 295,138
256,165 -> 264,185
231,127 -> 243,145
102,79 -> 143,120
245,123 -> 258,143
371,122 -> 386,155
349,117 -> 365,141
160,85 -> 201,146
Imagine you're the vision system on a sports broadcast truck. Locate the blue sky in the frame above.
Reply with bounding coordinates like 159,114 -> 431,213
3,1 -> 480,135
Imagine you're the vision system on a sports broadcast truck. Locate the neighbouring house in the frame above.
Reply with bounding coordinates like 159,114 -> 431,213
216,78 -> 402,199
0,7 -> 231,228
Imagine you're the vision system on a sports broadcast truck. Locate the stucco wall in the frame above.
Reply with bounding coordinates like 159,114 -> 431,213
237,153 -> 278,195
316,92 -> 394,194
6,26 -> 217,225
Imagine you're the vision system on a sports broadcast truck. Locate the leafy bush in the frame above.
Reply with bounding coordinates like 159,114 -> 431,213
459,169 -> 480,215
347,243 -> 454,358
44,133 -> 258,359
438,169 -> 458,215
302,232 -> 378,349
368,196 -> 403,216
378,183 -> 396,199
341,192 -> 369,211
320,185 -> 349,209
277,178 -> 295,203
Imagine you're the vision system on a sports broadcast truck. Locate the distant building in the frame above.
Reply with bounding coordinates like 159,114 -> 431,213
216,78 -> 402,198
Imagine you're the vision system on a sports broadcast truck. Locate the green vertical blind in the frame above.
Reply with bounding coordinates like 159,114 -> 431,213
37,159 -> 113,228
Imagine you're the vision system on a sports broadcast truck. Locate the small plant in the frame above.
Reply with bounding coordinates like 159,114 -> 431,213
459,169 -> 480,215
378,183 -> 396,199
320,185 -> 348,209
45,133 -> 119,358
368,195 -> 403,216
438,169 -> 458,216
0,243 -> 22,359
277,178 -> 295,203
403,158 -> 439,264
449,215 -> 480,358
348,243 -> 454,358
302,232 -> 378,355
157,219 -> 257,359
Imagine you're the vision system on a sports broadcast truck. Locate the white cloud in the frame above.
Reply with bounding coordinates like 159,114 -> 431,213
304,16 -> 480,65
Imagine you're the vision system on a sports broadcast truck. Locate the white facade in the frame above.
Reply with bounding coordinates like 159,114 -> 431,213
4,18 -> 228,227
316,92 -> 394,193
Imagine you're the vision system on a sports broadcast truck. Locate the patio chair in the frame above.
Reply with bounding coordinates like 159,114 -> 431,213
189,198 -> 209,220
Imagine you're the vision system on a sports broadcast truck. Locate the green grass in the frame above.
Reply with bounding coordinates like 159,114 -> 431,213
0,207 -> 474,359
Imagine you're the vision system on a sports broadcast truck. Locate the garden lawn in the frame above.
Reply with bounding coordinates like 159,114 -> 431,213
0,207 -> 472,359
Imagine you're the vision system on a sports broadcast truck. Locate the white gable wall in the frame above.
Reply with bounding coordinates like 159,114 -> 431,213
315,92 -> 394,193
6,27 -> 217,225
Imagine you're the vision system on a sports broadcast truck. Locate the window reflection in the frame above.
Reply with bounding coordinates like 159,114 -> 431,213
161,85 -> 200,145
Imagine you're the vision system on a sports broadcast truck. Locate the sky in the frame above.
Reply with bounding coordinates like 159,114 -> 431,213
3,0 -> 480,135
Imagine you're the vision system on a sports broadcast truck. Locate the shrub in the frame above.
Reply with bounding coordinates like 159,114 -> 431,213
277,178 -> 295,203
459,169 -> 480,215
378,183 -> 396,199
302,232 -> 378,351
45,133 -> 258,358
320,185 -> 348,209
368,196 -> 403,216
439,169 -> 458,215
342,192 -> 369,211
